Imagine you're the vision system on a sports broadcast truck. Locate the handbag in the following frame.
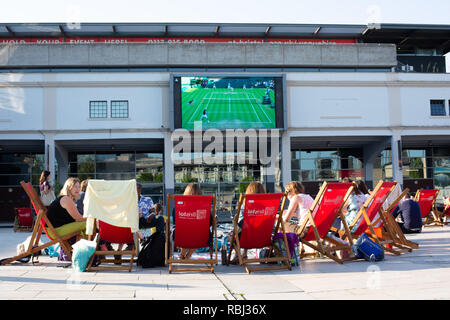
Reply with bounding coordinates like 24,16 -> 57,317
40,189 -> 56,206
351,233 -> 384,262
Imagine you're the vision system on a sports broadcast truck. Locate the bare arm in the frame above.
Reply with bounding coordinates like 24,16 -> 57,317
60,196 -> 86,222
282,196 -> 300,222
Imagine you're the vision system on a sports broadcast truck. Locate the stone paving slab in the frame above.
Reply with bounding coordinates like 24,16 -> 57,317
1,226 -> 450,300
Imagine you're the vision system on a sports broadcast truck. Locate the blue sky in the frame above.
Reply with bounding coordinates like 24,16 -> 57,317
1,0 -> 449,70
1,0 -> 449,24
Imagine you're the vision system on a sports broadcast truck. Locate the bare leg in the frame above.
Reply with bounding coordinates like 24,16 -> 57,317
185,248 -> 197,259
180,248 -> 188,259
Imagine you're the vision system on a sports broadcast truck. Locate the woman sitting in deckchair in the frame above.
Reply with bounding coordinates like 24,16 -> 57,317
46,177 -> 87,242
282,181 -> 314,236
229,181 -> 266,264
173,183 -> 212,260
332,180 -> 370,233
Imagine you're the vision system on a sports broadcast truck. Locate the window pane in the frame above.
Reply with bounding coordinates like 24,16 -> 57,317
111,101 -> 129,118
430,100 -> 445,116
89,101 -> 107,118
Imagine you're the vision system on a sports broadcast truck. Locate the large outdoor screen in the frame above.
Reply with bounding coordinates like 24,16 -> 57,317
172,75 -> 284,130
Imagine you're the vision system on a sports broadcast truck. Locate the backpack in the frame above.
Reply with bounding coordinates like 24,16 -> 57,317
351,233 -> 384,262
137,232 -> 166,268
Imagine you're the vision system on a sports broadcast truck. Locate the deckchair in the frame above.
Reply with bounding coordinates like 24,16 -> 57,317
86,220 -> 138,272
414,189 -> 443,226
375,187 -> 419,252
83,179 -> 140,272
442,199 -> 450,225
227,193 -> 291,274
343,180 -> 400,256
298,182 -> 355,264
166,194 -> 217,273
13,207 -> 34,232
0,181 -> 79,265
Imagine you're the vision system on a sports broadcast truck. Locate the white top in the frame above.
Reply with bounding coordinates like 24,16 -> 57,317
287,193 -> 315,227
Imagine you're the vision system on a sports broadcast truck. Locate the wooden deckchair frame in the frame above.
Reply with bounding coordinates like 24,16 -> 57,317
86,220 -> 138,272
1,181 -> 79,266
442,199 -> 450,225
166,194 -> 217,273
343,180 -> 400,256
374,188 -> 419,252
299,181 -> 355,264
414,189 -> 443,227
227,193 -> 291,274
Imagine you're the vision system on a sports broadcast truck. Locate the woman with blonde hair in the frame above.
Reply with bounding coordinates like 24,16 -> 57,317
46,177 -> 87,241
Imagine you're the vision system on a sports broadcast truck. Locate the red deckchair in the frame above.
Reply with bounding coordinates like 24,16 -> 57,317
414,189 -> 442,226
299,182 -> 355,264
13,207 -> 34,232
344,180 -> 399,255
227,193 -> 291,274
1,181 -> 79,265
166,194 -> 217,273
86,220 -> 138,272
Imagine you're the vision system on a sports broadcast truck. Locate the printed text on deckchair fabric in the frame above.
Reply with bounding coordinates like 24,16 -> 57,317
353,181 -> 396,236
174,195 -> 213,249
417,190 -> 439,218
303,183 -> 353,241
239,193 -> 283,249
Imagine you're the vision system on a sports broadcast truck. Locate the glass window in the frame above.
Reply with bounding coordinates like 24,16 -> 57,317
430,100 -> 446,116
111,101 -> 129,118
0,153 -> 44,186
89,101 -> 107,118
68,151 -> 164,201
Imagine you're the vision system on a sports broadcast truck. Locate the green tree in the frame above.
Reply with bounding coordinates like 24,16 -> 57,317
409,158 -> 424,178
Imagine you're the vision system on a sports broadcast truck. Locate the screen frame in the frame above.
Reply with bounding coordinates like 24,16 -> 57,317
170,73 -> 286,131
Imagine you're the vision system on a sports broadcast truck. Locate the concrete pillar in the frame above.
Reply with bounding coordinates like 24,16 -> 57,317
44,133 -> 56,186
164,131 -> 174,212
281,131 -> 291,187
391,130 -> 404,187
363,137 -> 390,190
55,142 -> 69,186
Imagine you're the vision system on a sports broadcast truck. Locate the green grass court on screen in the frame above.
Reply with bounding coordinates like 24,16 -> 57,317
181,86 -> 276,130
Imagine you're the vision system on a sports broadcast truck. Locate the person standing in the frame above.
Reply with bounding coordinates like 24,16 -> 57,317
76,179 -> 89,215
39,170 -> 56,207
137,183 -> 155,240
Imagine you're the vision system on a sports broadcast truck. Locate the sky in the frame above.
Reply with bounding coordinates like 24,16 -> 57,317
1,0 -> 449,70
1,0 -> 449,25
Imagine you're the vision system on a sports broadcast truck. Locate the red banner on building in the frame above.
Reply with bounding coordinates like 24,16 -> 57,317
0,37 -> 357,45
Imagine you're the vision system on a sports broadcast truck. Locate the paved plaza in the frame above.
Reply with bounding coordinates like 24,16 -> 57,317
1,225 -> 450,300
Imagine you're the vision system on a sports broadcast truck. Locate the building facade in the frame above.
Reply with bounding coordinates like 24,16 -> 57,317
0,23 -> 449,222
